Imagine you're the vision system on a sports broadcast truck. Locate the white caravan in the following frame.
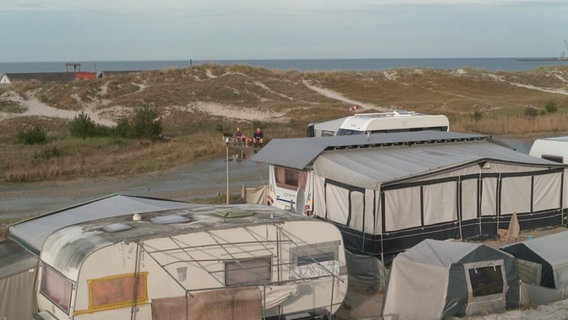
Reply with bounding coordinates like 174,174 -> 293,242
529,136 -> 568,163
306,110 -> 449,137
33,204 -> 347,320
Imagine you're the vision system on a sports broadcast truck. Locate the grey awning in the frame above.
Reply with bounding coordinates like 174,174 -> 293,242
252,131 -> 489,170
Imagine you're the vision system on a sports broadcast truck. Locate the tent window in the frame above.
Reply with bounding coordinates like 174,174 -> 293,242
225,257 -> 271,286
467,266 -> 504,297
40,264 -> 73,314
274,167 -> 307,190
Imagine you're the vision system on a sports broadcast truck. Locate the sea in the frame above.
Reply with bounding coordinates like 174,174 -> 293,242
2,58 -> 568,76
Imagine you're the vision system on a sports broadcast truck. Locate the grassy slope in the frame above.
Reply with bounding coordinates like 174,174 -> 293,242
2,64 -> 568,183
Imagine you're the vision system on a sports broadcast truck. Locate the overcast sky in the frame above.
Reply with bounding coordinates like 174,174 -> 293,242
1,0 -> 567,62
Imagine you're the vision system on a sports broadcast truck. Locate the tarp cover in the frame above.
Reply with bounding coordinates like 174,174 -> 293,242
151,287 -> 261,320
0,240 -> 38,320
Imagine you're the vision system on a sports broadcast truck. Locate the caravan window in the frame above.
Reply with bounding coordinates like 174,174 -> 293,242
87,272 -> 148,312
541,154 -> 563,163
467,265 -> 504,297
289,241 -> 340,279
274,167 -> 307,190
40,264 -> 73,314
225,257 -> 272,286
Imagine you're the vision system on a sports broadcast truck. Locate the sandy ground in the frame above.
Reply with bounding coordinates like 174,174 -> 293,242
0,78 -> 382,125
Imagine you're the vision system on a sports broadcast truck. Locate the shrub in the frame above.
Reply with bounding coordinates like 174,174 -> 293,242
545,101 -> 558,113
523,106 -> 538,119
34,146 -> 61,160
69,112 -> 97,138
16,126 -> 47,145
113,117 -> 132,138
471,111 -> 483,121
131,104 -> 163,140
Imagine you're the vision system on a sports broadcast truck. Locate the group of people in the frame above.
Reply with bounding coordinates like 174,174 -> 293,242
234,127 -> 264,147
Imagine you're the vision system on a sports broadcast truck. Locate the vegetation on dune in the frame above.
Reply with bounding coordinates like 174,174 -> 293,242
3,64 -> 568,182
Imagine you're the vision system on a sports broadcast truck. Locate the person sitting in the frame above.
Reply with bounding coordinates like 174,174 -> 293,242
234,127 -> 248,147
251,128 -> 264,147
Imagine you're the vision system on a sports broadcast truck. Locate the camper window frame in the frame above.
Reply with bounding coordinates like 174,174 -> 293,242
541,154 -> 563,163
224,256 -> 272,286
463,260 -> 507,301
274,166 -> 307,190
39,263 -> 74,315
289,241 -> 340,279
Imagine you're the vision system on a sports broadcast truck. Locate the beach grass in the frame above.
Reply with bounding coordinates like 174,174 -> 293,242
3,64 -> 568,182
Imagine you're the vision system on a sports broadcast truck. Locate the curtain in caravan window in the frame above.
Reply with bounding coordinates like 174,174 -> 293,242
461,179 -> 479,221
534,173 -> 561,211
349,191 -> 364,231
384,187 -> 421,232
481,178 -> 498,216
500,176 -> 531,215
423,182 -> 457,225
326,183 -> 349,225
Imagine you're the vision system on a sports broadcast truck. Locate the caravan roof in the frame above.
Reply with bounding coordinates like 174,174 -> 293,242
8,194 -> 197,254
337,110 -> 449,135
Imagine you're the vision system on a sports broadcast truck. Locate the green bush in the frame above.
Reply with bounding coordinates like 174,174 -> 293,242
471,111 -> 483,121
34,146 -> 61,160
523,106 -> 538,119
131,105 -> 163,140
545,101 -> 558,113
16,126 -> 47,145
113,117 -> 132,138
69,112 -> 97,138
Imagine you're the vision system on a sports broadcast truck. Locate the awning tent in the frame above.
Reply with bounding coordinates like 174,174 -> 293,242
382,239 -> 518,320
0,240 -> 38,320
253,132 -> 568,258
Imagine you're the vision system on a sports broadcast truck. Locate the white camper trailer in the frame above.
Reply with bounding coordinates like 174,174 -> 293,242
529,136 -> 568,163
253,131 -> 568,259
306,110 -> 449,137
32,204 -> 348,320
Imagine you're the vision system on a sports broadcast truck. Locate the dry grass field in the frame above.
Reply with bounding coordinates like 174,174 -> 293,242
2,64 -> 568,183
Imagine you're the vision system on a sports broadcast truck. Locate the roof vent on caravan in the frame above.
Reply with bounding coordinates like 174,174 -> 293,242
102,222 -> 133,233
150,215 -> 191,224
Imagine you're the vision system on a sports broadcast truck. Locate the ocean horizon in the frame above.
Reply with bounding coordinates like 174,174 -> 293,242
2,57 -> 568,76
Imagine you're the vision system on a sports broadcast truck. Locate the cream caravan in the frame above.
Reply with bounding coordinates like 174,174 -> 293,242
529,136 -> 568,163
29,203 -> 347,320
306,110 -> 449,137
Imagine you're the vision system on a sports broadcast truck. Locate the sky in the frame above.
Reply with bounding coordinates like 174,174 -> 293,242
1,0 -> 568,62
